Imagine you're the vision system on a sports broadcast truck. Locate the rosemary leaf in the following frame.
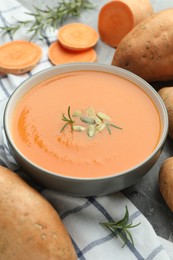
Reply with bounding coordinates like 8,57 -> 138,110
68,106 -> 73,121
62,114 -> 69,122
116,206 -> 129,226
115,229 -> 128,247
106,123 -> 111,135
124,228 -> 134,246
60,122 -> 69,133
109,123 -> 123,130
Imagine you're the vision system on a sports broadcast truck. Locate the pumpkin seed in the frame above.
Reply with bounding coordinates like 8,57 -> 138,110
72,110 -> 83,117
96,123 -> 106,133
86,106 -> 96,118
73,125 -> 86,132
94,116 -> 102,125
87,124 -> 96,138
80,116 -> 95,124
97,112 -> 111,121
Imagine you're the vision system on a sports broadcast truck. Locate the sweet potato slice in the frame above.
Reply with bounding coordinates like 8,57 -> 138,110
48,41 -> 97,65
58,23 -> 99,51
0,40 -> 42,75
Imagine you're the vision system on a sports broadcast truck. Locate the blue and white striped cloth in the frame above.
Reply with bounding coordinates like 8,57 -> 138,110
0,0 -> 173,259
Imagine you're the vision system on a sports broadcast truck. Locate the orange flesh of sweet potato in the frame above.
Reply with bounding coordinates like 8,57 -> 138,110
48,41 -> 97,65
98,1 -> 134,48
58,23 -> 99,51
0,40 -> 42,75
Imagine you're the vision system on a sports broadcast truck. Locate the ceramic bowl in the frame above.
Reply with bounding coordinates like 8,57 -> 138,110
3,63 -> 168,196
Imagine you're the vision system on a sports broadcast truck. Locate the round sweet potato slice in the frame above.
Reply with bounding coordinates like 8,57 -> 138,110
0,40 -> 42,75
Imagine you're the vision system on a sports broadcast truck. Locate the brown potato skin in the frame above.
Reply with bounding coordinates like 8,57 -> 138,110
158,87 -> 173,139
0,166 -> 77,260
112,8 -> 173,82
120,0 -> 153,26
159,157 -> 173,212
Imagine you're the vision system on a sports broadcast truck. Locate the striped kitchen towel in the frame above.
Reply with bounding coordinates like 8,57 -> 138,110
0,0 -> 173,259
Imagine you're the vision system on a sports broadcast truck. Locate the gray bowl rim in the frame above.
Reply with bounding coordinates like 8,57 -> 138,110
3,62 -> 169,181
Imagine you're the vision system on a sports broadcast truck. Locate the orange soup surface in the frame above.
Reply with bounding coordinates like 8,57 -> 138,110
12,71 -> 161,178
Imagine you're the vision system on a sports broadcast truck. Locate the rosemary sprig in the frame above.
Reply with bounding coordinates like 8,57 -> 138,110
0,0 -> 94,40
100,206 -> 141,247
60,106 -> 75,133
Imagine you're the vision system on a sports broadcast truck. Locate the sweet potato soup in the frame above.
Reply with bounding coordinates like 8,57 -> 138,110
12,70 -> 161,178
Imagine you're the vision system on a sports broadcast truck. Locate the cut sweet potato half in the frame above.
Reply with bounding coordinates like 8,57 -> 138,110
98,1 -> 134,48
0,40 -> 42,75
48,41 -> 97,65
98,0 -> 153,48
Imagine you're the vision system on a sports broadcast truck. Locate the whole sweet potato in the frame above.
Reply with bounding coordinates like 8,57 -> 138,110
0,165 -> 77,260
159,157 -> 173,212
112,8 -> 173,82
158,86 -> 173,139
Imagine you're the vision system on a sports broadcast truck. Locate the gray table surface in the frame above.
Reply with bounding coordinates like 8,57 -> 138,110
16,0 -> 173,242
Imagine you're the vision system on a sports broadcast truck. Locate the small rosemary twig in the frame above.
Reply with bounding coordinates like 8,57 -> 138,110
60,106 -> 75,132
100,206 -> 141,247
0,0 -> 94,40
